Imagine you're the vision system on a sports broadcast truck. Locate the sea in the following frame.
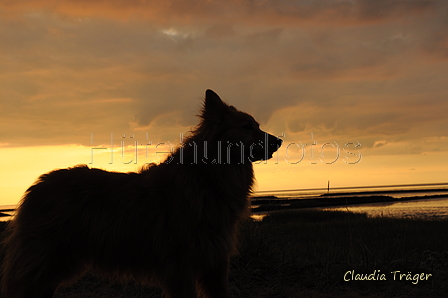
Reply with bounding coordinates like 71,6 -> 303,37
253,182 -> 448,220
1,183 -> 448,221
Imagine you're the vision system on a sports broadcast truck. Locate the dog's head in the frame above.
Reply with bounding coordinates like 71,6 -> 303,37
198,89 -> 282,163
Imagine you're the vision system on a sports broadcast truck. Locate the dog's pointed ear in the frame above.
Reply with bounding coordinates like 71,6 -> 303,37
201,89 -> 229,121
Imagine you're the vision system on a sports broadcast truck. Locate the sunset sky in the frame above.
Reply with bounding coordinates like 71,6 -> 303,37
1,0 -> 448,205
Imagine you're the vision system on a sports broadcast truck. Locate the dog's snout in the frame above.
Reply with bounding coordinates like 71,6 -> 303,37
268,135 -> 282,148
275,138 -> 283,147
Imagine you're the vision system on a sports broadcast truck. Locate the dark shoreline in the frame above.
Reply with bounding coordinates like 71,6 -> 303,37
320,187 -> 448,196
251,193 -> 448,212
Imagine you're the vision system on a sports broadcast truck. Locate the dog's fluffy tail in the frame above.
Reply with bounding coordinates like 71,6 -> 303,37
1,220 -> 58,298
1,182 -> 84,298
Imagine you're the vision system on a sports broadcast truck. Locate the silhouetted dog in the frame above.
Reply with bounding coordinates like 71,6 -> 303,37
1,89 -> 282,298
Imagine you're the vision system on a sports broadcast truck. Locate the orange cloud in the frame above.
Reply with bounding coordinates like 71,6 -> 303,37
1,0 -> 447,152
0,0 -> 438,26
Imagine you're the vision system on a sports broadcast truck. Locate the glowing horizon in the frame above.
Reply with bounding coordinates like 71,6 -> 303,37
1,136 -> 447,205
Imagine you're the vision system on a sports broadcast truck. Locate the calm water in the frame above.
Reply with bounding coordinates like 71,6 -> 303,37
253,183 -> 448,220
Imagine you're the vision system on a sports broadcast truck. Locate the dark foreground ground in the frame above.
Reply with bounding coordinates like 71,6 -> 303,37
1,209 -> 447,298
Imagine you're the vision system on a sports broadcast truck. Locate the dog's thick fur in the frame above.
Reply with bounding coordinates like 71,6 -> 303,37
1,90 -> 282,298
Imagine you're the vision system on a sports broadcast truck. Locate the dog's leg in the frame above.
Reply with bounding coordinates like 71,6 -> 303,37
2,238 -> 84,298
23,285 -> 57,298
196,259 -> 229,298
2,271 -> 58,298
160,263 -> 197,298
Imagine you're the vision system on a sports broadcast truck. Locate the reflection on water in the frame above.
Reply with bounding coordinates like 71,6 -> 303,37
250,197 -> 448,221
0,205 -> 16,222
327,197 -> 448,219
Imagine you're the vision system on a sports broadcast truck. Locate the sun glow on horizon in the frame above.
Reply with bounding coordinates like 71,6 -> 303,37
1,142 -> 447,206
